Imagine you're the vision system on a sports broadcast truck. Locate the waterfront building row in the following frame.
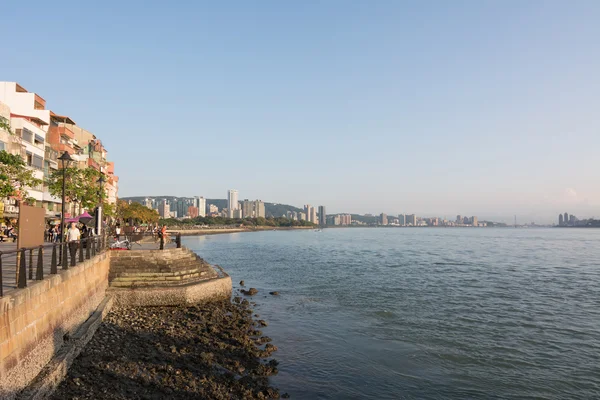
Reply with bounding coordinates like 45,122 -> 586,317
0,82 -> 118,218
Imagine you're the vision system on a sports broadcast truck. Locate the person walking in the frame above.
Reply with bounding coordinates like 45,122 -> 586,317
67,222 -> 81,262
115,224 -> 122,241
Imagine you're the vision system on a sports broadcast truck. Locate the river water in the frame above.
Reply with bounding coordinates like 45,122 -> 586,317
184,228 -> 600,399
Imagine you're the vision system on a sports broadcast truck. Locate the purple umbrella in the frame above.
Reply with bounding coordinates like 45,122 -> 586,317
77,212 -> 93,225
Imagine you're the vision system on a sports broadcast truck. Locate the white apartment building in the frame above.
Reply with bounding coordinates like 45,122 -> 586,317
0,84 -> 62,217
194,196 -> 206,217
228,189 -> 239,218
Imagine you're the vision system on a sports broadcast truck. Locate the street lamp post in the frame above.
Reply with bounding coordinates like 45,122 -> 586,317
58,152 -> 74,245
96,175 -> 105,236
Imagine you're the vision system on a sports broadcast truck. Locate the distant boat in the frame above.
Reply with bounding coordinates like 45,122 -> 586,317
314,229 -> 322,232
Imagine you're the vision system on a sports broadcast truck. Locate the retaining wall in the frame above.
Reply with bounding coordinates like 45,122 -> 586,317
0,253 -> 110,399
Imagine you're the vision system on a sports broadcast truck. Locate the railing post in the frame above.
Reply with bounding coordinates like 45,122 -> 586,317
160,236 -> 164,250
0,253 -> 3,297
91,237 -> 96,257
51,244 -> 57,274
18,248 -> 27,288
29,249 -> 34,280
36,246 -> 44,280
176,233 -> 181,248
62,242 -> 68,270
86,238 -> 91,259
78,240 -> 84,263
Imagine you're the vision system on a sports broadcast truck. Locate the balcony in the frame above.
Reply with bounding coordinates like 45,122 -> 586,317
45,146 -> 58,163
88,158 -> 101,171
53,143 -> 75,155
56,126 -> 74,140
34,94 -> 46,110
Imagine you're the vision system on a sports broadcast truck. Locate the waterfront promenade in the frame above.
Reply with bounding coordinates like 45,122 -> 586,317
0,239 -> 177,297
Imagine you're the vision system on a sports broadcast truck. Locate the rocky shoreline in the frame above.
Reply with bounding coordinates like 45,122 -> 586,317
50,299 -> 285,399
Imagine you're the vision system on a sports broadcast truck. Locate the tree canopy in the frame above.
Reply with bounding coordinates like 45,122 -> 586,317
116,200 -> 159,224
47,166 -> 105,211
0,150 -> 42,201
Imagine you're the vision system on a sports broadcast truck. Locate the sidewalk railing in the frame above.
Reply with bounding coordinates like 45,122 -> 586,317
0,235 -> 110,298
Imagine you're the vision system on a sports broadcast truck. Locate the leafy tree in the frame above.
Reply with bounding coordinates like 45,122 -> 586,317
47,166 -> 105,212
0,150 -> 42,201
116,200 -> 159,225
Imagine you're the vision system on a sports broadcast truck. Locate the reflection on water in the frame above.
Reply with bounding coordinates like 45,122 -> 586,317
184,228 -> 600,399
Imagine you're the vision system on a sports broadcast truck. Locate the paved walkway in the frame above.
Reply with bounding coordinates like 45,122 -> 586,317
0,238 -> 177,297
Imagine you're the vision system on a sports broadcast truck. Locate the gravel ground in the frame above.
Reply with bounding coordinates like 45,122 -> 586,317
50,299 -> 285,399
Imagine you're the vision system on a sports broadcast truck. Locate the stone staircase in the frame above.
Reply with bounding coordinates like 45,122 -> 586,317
109,247 -> 218,288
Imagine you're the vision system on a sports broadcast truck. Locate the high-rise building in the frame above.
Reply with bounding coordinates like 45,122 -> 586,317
241,199 -> 265,218
463,216 -> 470,225
570,214 -> 576,224
558,214 -> 564,226
304,205 -> 317,224
209,204 -> 219,213
193,196 -> 206,217
144,198 -> 153,209
340,214 -> 352,225
241,199 -> 253,218
198,197 -> 206,217
456,215 -> 462,224
406,214 -> 416,226
176,199 -> 187,218
398,214 -> 405,226
564,212 -> 569,225
298,212 -> 306,221
188,206 -> 199,218
228,189 -> 239,212
158,200 -> 170,218
380,213 -> 388,225
318,206 -> 326,226
472,216 -> 478,227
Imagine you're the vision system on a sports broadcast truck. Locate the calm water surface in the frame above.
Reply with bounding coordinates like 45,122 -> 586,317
184,228 -> 600,399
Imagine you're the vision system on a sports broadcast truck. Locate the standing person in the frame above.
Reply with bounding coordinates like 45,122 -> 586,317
67,222 -> 81,261
52,225 -> 59,242
115,224 -> 122,241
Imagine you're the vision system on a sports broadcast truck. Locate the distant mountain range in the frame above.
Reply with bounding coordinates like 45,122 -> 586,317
119,196 -> 304,218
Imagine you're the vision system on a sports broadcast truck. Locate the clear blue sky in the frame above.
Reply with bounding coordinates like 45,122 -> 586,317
3,1 -> 599,223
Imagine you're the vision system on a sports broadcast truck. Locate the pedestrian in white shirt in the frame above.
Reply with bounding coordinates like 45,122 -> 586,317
67,222 -> 81,261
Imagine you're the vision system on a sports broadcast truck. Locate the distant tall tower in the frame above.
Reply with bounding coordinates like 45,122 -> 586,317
158,200 -> 170,218
380,213 -> 388,225
558,214 -> 564,226
564,212 -> 569,225
195,196 -> 206,217
318,206 -> 326,226
228,189 -> 239,213
304,204 -> 316,224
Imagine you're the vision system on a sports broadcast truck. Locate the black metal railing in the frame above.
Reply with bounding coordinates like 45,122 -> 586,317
0,235 -> 109,298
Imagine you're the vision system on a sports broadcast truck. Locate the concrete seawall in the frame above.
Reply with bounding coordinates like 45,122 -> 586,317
0,253 -> 110,399
0,247 -> 232,399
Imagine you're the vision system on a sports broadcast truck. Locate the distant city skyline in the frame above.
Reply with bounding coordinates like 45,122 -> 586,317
10,3 -> 597,224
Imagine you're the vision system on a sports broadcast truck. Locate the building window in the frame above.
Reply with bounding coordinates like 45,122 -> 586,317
47,202 -> 54,211
0,141 -> 5,151
26,151 -> 33,166
33,154 -> 43,170
22,128 -> 33,143
34,134 -> 44,146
